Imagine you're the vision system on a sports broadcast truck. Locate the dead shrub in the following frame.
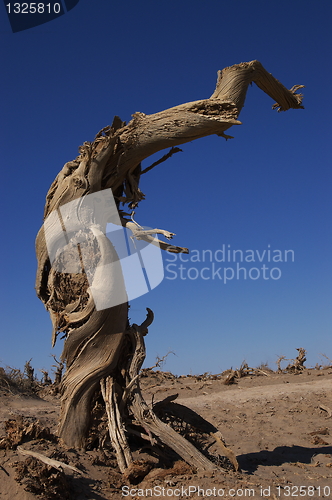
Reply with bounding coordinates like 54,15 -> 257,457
13,456 -> 71,499
0,363 -> 39,394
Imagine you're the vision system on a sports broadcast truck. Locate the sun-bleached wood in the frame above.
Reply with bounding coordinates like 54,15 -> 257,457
35,61 -> 303,469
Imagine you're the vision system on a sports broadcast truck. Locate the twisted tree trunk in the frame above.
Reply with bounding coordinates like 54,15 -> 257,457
35,60 -> 303,471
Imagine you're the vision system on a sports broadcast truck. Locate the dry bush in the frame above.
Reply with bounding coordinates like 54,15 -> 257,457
13,457 -> 71,499
0,415 -> 57,450
256,362 -> 274,373
276,348 -> 307,373
0,365 -> 38,394
319,354 -> 332,369
223,361 -> 271,385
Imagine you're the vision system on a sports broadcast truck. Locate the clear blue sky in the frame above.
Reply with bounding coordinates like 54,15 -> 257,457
1,0 -> 331,377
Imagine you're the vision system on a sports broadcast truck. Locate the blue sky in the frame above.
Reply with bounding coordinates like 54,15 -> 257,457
1,0 -> 331,377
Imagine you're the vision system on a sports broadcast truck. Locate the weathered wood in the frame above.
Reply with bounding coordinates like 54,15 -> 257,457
35,61 -> 303,469
100,376 -> 133,472
153,400 -> 239,471
17,446 -> 82,474
124,325 -> 217,471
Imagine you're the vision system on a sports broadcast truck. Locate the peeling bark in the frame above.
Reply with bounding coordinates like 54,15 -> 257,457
35,61 -> 303,470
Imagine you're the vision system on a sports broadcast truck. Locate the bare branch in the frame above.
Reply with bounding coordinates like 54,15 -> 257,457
17,446 -> 82,474
141,147 -> 183,175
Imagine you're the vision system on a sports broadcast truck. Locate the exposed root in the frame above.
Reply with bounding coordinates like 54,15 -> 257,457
99,310 -> 238,473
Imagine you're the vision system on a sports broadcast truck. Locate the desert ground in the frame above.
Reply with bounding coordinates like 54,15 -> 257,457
0,364 -> 331,500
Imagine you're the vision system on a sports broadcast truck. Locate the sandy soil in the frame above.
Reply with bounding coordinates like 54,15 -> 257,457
0,368 -> 331,499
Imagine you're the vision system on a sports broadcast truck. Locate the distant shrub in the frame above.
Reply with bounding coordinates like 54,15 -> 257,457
0,364 -> 38,394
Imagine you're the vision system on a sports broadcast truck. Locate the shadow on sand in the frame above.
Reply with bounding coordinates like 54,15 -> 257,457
238,445 -> 332,473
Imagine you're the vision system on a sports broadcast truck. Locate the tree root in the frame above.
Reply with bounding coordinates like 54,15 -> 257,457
100,309 -> 239,473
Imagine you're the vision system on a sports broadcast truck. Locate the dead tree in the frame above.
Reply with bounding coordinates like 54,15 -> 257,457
287,348 -> 307,373
35,61 -> 303,472
40,369 -> 52,386
24,359 -> 35,386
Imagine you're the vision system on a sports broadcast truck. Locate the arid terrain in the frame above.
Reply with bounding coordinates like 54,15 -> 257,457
0,365 -> 331,499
